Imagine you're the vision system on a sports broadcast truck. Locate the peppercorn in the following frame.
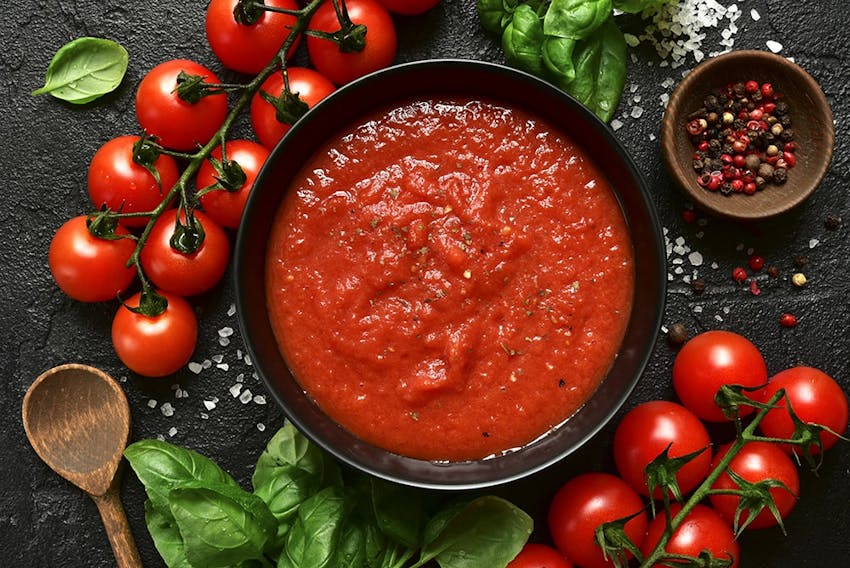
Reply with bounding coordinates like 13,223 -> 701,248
756,162 -> 774,182
774,100 -> 789,115
779,313 -> 798,328
691,278 -> 706,294
792,254 -> 808,269
667,323 -> 688,347
790,273 -> 807,288
744,154 -> 761,171
732,267 -> 747,282
825,213 -> 842,230
682,209 -> 697,224
773,167 -> 788,184
748,255 -> 765,271
755,176 -> 767,191
767,265 -> 780,278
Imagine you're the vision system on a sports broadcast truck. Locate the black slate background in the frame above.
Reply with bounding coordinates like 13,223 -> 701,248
3,1 -> 849,566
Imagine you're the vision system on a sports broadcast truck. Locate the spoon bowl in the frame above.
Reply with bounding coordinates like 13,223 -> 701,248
22,363 -> 141,568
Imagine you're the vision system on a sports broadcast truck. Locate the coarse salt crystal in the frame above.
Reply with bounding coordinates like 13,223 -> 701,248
227,303 -> 237,317
694,305 -> 703,313
200,412 -> 209,420
624,33 -> 640,47
202,359 -> 212,369
611,118 -> 624,131
219,337 -> 231,347
809,238 -> 820,248
203,400 -> 217,411
688,251 -> 704,266
254,395 -> 267,405
245,355 -> 253,366
230,383 -> 243,397
751,9 -> 761,21
168,427 -> 177,437
217,363 -> 230,371
212,354 -> 224,364
147,399 -> 157,408
188,362 -> 203,374
257,423 -> 266,432
239,390 -> 253,404
161,403 -> 175,417
236,373 -> 245,383
218,327 -> 234,338
630,106 -> 644,119
766,40 -> 783,53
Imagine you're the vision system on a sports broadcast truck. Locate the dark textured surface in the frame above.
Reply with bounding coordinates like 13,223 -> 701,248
2,1 -> 848,566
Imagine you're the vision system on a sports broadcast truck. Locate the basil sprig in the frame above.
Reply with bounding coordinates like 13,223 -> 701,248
125,423 -> 533,568
32,37 -> 128,104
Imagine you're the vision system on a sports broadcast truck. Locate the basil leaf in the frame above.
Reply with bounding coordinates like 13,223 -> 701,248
418,496 -> 532,568
370,477 -> 425,549
542,36 -> 578,85
613,0 -> 666,13
501,3 -> 546,76
31,37 -> 128,104
337,523 -> 367,568
144,500 -> 193,568
252,423 -> 341,547
278,485 -> 350,568
169,481 -> 277,568
544,0 -> 612,40
477,0 -> 514,35
564,15 -> 627,122
125,439 -> 241,513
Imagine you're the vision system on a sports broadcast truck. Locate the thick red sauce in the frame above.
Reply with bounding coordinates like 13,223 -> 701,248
266,98 -> 634,461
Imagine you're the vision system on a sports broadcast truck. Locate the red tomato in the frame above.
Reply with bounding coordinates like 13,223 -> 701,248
548,473 -> 647,568
672,330 -> 767,422
140,209 -> 230,296
507,543 -> 573,568
112,291 -> 197,377
613,401 -> 711,499
88,135 -> 179,227
307,0 -> 397,85
206,0 -> 299,74
250,67 -> 336,150
136,59 -> 228,151
641,504 -> 739,568
196,140 -> 269,229
755,366 -> 849,453
48,216 -> 137,303
375,0 -> 440,15
709,442 -> 799,530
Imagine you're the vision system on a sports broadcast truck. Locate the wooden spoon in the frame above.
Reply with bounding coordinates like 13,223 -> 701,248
22,363 -> 142,568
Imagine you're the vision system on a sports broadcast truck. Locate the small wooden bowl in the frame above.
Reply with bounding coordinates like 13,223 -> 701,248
661,50 -> 834,221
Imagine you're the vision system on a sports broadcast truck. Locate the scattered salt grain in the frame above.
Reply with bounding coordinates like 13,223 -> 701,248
630,106 -> 644,119
216,363 -> 230,372
694,305 -> 703,313
809,238 -> 820,249
188,362 -> 203,374
237,349 -> 243,360
624,33 -> 640,47
203,399 -> 217,411
202,359 -> 212,369
218,327 -> 234,338
236,373 -> 245,383
219,337 -> 231,347
239,390 -> 253,404
230,383 -> 243,397
766,40 -> 783,53
750,8 -> 761,21
688,251 -> 704,266
257,423 -> 266,432
212,354 -> 224,364
254,395 -> 267,405
715,314 -> 723,322
147,399 -> 157,409
227,303 -> 237,317
245,355 -> 253,366
649,133 -> 657,141
168,427 -> 178,437
200,412 -> 209,420
611,118 -> 624,131
160,402 -> 175,417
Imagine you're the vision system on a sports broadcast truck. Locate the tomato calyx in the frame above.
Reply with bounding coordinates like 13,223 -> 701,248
169,209 -> 207,254
595,509 -> 645,568
645,443 -> 711,510
663,549 -> 735,568
713,469 -> 796,536
125,287 -> 169,318
174,70 -> 244,104
714,383 -> 763,425
306,0 -> 367,53
234,0 -> 266,25
86,208 -> 132,241
259,69 -> 310,125
204,155 -> 248,194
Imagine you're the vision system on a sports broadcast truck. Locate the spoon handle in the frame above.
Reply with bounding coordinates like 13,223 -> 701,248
93,485 -> 143,568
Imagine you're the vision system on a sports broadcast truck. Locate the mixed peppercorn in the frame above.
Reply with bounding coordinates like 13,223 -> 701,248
686,80 -> 796,196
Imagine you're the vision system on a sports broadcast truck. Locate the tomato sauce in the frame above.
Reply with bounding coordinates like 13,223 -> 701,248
265,98 -> 634,461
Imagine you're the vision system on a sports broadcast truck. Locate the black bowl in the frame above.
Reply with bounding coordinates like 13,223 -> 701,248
235,59 -> 666,489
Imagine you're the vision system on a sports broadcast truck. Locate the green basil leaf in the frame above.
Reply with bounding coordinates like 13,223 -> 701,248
501,4 -> 546,76
564,15 -> 627,122
337,523 -> 367,568
252,423 -> 341,548
477,0 -> 513,35
31,37 -> 128,104
542,36 -> 578,85
370,477 -> 425,549
144,500 -> 193,568
169,481 -> 277,568
543,0 -> 612,40
125,439 -> 241,514
613,0 -> 666,13
278,485 -> 350,568
418,496 -> 532,568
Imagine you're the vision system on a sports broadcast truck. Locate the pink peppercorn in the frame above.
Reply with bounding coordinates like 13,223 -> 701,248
749,280 -> 761,296
763,102 -> 776,113
744,182 -> 757,195
750,108 -> 764,120
783,151 -> 797,168
779,313 -> 798,327
748,255 -> 765,271
732,267 -> 747,282
761,83 -> 774,98
745,80 -> 760,94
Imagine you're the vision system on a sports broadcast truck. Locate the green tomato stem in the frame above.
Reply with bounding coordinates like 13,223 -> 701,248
638,389 -> 787,567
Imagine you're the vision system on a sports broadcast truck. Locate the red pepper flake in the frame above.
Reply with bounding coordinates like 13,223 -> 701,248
732,267 -> 747,283
749,279 -> 761,296
748,255 -> 765,271
779,313 -> 798,327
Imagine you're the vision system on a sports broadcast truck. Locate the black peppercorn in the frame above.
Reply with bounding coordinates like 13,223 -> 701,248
780,128 -> 794,142
720,182 -> 734,195
779,114 -> 792,127
825,213 -> 842,230
691,279 -> 706,295
774,100 -> 789,115
667,323 -> 688,347
792,254 -> 808,269
767,265 -> 780,278
773,167 -> 788,184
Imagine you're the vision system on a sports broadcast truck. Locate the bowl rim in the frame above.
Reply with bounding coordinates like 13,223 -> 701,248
234,58 -> 667,489
661,49 -> 835,221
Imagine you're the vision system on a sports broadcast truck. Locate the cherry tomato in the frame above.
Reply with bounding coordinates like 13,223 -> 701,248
48,216 -> 137,303
250,67 -> 335,150
672,330 -> 767,422
112,291 -> 197,377
140,209 -> 230,297
709,442 -> 799,530
613,401 -> 711,499
87,135 -> 179,228
196,140 -> 269,229
755,366 -> 849,453
641,504 -> 739,568
136,59 -> 228,151
206,0 -> 299,74
507,543 -> 573,568
307,0 -> 397,85
548,473 -> 647,568
375,0 -> 440,15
